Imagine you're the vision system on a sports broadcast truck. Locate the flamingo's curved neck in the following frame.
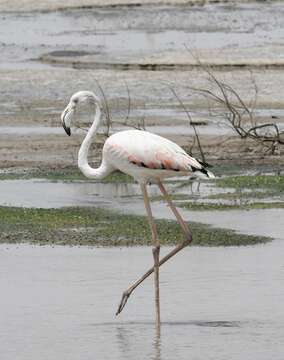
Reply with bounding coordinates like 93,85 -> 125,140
78,103 -> 110,179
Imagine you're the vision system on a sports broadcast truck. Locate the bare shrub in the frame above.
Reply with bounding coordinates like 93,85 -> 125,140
186,51 -> 284,154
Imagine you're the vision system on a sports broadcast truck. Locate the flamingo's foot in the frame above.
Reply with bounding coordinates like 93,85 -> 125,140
116,290 -> 131,316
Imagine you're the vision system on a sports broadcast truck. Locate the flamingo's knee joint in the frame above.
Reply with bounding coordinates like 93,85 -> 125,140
183,234 -> 192,246
152,245 -> 160,257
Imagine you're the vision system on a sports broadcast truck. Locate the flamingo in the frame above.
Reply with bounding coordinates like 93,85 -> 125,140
61,90 -> 214,332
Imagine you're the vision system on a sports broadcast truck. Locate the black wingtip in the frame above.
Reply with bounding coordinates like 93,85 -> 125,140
191,166 -> 214,178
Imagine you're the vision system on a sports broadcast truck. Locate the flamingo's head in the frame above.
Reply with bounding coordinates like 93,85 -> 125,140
61,91 -> 101,136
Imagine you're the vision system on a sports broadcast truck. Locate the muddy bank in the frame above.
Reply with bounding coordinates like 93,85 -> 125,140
41,48 -> 284,70
2,69 -> 284,113
1,129 -> 283,169
0,0 -> 258,13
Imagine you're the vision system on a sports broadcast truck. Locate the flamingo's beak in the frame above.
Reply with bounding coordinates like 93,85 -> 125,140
62,119 -> 71,136
61,105 -> 73,136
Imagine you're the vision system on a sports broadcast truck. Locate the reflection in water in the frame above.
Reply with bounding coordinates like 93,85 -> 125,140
153,334 -> 161,360
116,324 -> 161,360
109,320 -> 244,359
116,326 -> 132,359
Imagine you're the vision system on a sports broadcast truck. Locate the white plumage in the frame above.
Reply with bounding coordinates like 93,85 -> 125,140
104,129 -> 210,182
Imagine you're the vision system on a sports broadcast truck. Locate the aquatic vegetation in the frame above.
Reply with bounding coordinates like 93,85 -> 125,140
152,175 -> 284,209
197,175 -> 284,209
179,201 -> 284,211
0,206 -> 269,247
216,175 -> 284,192
206,190 -> 279,201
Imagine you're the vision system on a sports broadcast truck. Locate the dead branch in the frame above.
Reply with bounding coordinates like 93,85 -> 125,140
165,83 -> 207,164
89,75 -> 146,133
203,76 -> 283,153
122,79 -> 131,126
92,78 -> 112,137
184,51 -> 284,154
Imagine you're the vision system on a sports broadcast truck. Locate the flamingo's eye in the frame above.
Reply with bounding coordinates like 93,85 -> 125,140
73,98 -> 78,104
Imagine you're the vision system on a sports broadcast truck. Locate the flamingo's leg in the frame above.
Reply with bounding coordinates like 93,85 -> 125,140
157,182 -> 193,240
141,183 -> 161,331
116,182 -> 192,317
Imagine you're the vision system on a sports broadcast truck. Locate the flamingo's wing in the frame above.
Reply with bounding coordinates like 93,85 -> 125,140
105,130 -> 204,173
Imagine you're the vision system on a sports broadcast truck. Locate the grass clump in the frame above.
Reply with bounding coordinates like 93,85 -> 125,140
216,175 -> 284,192
0,206 -> 270,247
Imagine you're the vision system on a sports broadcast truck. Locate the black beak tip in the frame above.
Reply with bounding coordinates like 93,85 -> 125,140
62,122 -> 71,136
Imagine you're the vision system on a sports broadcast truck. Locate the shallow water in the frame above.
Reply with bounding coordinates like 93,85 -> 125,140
0,178 -> 190,208
1,243 -> 284,360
